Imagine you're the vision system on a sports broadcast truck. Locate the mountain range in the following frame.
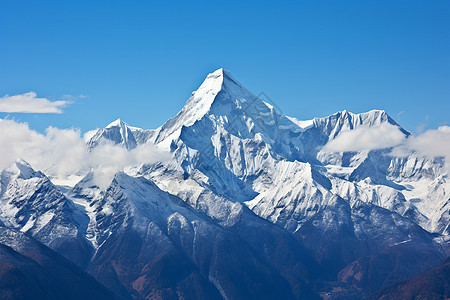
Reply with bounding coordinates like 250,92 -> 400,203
0,68 -> 448,299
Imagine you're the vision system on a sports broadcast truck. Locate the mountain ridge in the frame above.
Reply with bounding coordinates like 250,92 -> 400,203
1,68 -> 448,299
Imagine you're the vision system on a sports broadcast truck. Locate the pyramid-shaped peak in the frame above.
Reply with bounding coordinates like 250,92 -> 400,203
176,69 -> 252,124
204,68 -> 241,87
152,68 -> 269,144
208,68 -> 225,76
207,68 -> 233,78
84,118 -> 139,150
106,118 -> 128,128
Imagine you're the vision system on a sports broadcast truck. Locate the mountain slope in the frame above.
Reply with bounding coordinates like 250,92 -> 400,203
81,68 -> 448,297
134,69 -> 447,297
71,172 -> 318,299
1,68 -> 448,299
372,258 -> 450,299
0,226 -> 116,300
0,160 -> 92,267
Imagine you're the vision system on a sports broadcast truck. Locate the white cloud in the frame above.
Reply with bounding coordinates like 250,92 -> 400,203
322,122 -> 450,173
392,126 -> 450,171
0,92 -> 69,113
322,123 -> 406,152
406,126 -> 450,158
0,119 -> 170,188
88,142 -> 170,188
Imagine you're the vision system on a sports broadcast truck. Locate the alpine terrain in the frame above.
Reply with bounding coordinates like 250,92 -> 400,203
0,69 -> 449,299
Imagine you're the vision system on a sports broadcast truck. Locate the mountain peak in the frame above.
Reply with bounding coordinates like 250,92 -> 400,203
159,68 -> 244,129
208,67 -> 225,76
3,159 -> 40,180
333,109 -> 387,117
152,68 -> 264,144
106,118 -> 128,128
322,109 -> 393,126
86,118 -> 140,150
207,68 -> 234,80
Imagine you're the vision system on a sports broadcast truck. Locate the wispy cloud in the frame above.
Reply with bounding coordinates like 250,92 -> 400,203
396,110 -> 405,121
416,115 -> 429,133
0,92 -> 69,113
61,94 -> 89,101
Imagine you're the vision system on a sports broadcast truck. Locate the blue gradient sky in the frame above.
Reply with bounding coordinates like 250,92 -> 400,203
1,0 -> 449,133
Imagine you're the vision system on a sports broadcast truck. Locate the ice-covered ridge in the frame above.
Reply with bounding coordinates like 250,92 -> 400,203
312,109 -> 401,134
176,68 -> 226,127
89,70 -> 404,155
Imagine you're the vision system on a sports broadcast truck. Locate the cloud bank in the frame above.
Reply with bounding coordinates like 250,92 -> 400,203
0,119 -> 170,188
0,92 -> 69,113
323,123 -> 450,172
392,126 -> 450,163
323,123 -> 406,152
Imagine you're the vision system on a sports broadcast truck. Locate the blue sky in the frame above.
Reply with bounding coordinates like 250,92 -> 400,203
1,0 -> 449,134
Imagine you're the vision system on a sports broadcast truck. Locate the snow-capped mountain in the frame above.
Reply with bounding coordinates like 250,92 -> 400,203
0,160 -> 92,267
70,170 -> 320,299
86,118 -> 153,150
120,68 -> 448,239
2,68 -> 449,299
